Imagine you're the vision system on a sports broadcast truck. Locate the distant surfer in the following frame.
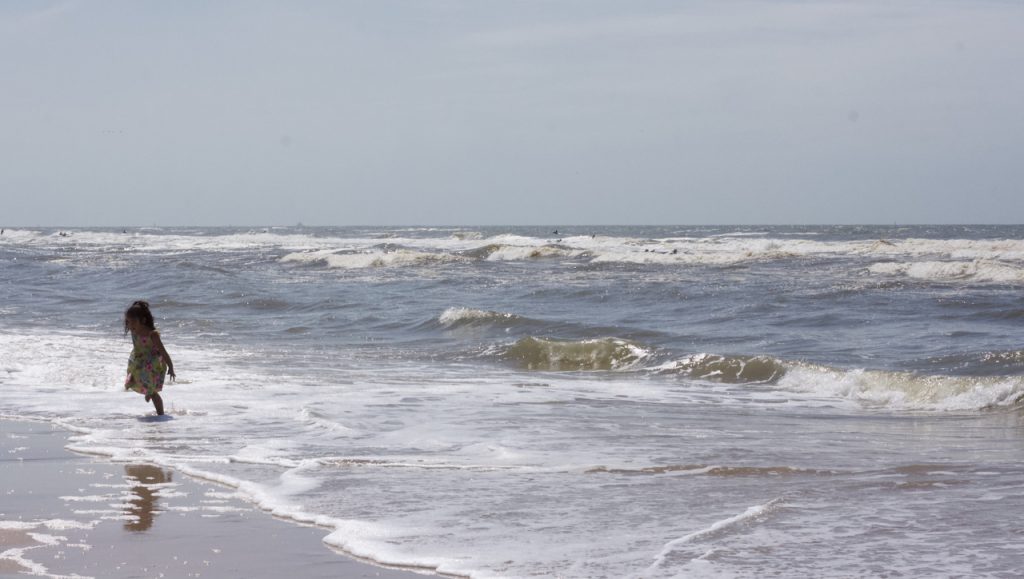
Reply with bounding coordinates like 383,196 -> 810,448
124,301 -> 176,416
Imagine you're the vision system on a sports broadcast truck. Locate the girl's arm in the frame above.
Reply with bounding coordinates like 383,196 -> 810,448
152,331 -> 176,380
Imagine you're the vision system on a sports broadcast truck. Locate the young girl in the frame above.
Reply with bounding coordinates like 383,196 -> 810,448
124,301 -> 176,415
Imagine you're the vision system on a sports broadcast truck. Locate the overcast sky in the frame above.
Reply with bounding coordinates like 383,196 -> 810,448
2,0 -> 1022,226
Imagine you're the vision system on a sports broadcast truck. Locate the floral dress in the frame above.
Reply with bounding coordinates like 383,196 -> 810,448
125,332 -> 167,396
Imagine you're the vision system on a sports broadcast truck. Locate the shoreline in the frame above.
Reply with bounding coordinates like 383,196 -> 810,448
0,418 -> 434,579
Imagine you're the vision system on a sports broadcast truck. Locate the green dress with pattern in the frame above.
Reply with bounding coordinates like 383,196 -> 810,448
125,332 -> 167,396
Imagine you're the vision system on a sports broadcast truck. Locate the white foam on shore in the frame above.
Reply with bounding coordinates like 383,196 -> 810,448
4,325 -> 1024,577
0,519 -> 97,579
158,461 -> 460,576
0,520 -> 96,531
648,498 -> 783,571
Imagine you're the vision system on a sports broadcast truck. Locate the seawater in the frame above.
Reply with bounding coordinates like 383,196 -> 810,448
2,225 -> 1024,578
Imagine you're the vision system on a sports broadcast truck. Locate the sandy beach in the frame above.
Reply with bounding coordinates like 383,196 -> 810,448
0,419 -> 428,579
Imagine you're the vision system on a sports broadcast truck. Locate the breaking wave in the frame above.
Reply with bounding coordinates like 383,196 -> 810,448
775,364 -> 1024,412
281,249 -> 465,269
438,307 -> 523,328
654,353 -> 788,384
12,228 -> 1024,280
496,337 -> 654,371
652,353 -> 1024,411
869,260 -> 1024,284
482,338 -> 1024,411
460,243 -> 586,261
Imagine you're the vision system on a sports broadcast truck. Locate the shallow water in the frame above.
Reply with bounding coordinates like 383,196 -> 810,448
2,225 -> 1024,577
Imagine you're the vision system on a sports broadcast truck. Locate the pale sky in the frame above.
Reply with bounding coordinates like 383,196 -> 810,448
2,0 -> 1022,226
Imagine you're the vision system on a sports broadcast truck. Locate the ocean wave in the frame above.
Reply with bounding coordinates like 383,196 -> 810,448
868,260 -> 1024,284
897,238 -> 1024,261
576,236 -> 1024,268
456,235 -> 1024,267
653,353 -> 787,383
653,353 -> 1024,411
281,249 -> 465,269
0,228 -> 44,241
477,336 -> 1024,411
775,364 -> 1024,412
438,307 -> 522,328
587,245 -> 800,266
9,228 -> 1024,273
486,340 -> 1024,411
272,235 -> 1024,271
426,307 -> 612,340
459,243 -> 586,261
495,337 -> 654,371
980,349 -> 1024,366
912,349 -> 1024,376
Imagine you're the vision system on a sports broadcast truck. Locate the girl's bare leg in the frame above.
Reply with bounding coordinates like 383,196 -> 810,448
152,394 -> 164,415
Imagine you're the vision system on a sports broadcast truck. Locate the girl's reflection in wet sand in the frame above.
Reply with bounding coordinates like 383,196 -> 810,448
123,465 -> 172,532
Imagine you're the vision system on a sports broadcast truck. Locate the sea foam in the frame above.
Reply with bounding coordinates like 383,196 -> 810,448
868,259 -> 1024,284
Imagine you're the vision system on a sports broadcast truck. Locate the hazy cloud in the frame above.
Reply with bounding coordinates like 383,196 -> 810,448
2,1 -> 1022,225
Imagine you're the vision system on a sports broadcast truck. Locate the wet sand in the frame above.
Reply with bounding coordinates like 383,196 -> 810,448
0,419 -> 429,578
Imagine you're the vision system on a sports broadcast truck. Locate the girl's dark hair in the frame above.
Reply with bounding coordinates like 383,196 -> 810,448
124,300 -> 156,334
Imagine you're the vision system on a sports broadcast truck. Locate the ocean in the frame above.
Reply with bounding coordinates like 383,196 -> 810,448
2,225 -> 1023,577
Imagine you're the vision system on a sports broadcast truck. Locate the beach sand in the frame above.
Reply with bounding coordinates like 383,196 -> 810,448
0,419 -> 429,578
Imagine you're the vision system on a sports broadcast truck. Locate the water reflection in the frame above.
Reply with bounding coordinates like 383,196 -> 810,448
123,464 -> 172,532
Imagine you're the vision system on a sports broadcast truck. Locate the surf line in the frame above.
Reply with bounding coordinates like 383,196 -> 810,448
646,497 -> 784,571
